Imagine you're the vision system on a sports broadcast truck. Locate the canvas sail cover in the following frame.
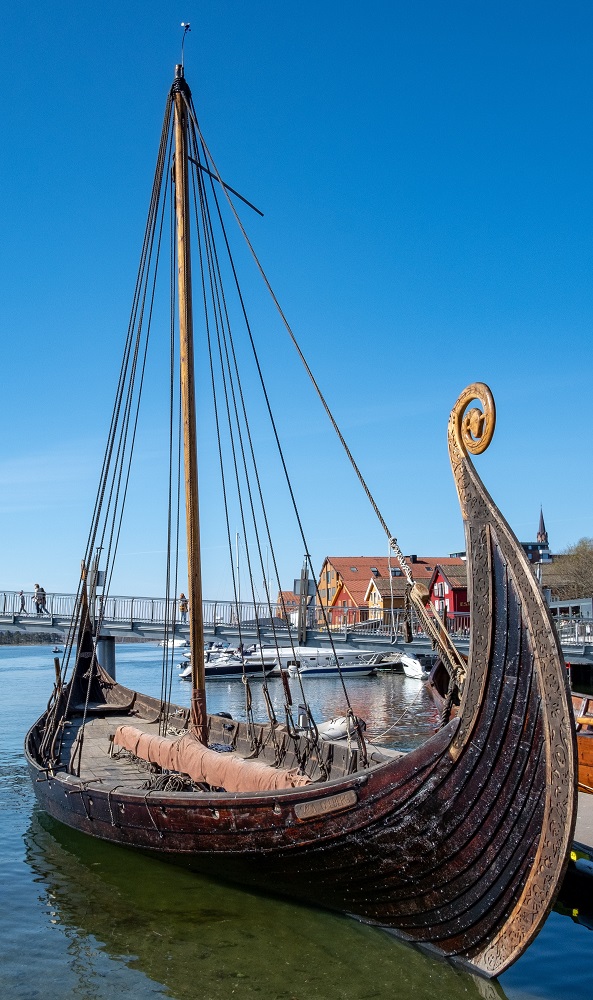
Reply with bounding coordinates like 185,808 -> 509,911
113,725 -> 312,793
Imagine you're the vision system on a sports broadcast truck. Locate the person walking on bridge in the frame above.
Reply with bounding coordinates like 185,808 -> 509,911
18,591 -> 27,614
37,586 -> 49,615
179,593 -> 188,624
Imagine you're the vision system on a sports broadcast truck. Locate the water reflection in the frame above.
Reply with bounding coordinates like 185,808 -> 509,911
116,647 -> 443,752
24,809 -> 507,1000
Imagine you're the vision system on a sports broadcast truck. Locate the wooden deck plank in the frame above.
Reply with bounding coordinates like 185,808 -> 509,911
59,713 -> 163,792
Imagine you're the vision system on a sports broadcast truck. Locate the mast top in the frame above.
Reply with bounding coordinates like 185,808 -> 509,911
172,62 -> 191,98
180,20 -> 191,70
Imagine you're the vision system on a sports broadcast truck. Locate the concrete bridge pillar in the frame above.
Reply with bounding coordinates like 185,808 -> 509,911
97,636 -> 116,680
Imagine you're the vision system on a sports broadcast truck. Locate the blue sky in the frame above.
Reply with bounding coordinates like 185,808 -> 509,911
0,2 -> 591,600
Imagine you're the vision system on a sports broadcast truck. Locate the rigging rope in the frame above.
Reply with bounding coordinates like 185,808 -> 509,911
184,92 -> 465,685
45,98 -> 175,764
48,72 -> 464,775
186,101 -> 362,760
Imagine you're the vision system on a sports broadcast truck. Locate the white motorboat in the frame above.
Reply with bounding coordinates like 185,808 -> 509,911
180,643 -> 277,680
179,641 -> 231,662
400,653 -> 433,680
180,643 -> 376,679
285,649 -> 376,678
159,637 -> 190,648
203,643 -> 377,676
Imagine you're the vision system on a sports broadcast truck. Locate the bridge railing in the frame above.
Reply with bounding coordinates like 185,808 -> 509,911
333,609 -> 471,640
0,590 -> 80,618
1,589 -> 589,647
0,590 -> 295,631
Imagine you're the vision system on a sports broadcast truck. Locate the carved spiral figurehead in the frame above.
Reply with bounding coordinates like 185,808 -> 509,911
449,382 -> 496,458
447,383 -> 496,520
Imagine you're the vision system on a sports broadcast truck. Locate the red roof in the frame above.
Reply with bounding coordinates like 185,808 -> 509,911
320,555 -> 466,606
276,590 -> 312,609
277,590 -> 299,606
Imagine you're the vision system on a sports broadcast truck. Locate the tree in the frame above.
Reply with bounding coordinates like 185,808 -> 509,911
549,538 -> 593,600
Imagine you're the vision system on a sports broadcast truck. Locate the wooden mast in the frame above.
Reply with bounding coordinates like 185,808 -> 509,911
172,64 -> 207,740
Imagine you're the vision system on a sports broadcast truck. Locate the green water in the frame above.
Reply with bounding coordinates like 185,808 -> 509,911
2,645 -> 592,999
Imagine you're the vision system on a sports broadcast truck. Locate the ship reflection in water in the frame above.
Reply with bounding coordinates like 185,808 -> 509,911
25,809 -> 507,1000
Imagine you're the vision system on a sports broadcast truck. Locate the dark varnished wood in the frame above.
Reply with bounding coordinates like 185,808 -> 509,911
431,669 -> 592,800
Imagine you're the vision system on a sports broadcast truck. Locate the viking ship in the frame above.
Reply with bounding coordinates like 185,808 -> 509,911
25,60 -> 577,979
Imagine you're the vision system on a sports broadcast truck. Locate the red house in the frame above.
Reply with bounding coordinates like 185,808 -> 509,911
428,563 -> 469,631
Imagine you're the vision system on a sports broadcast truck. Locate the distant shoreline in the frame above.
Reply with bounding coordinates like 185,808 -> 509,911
0,632 -> 153,646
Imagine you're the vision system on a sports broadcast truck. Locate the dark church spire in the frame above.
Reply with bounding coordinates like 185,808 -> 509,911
537,507 -> 548,546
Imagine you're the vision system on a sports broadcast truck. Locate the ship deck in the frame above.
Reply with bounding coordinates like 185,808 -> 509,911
60,712 -> 168,791
56,708 -> 403,794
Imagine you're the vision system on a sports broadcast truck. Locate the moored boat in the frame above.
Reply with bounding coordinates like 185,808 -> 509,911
282,647 -> 377,678
399,653 -> 431,680
25,57 -> 577,979
179,648 -> 277,680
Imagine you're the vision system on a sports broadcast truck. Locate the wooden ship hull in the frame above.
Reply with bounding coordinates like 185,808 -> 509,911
26,63 -> 577,981
429,664 -> 592,797
26,381 -> 577,979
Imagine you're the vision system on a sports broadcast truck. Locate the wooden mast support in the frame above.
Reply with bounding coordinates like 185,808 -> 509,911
173,65 -> 207,740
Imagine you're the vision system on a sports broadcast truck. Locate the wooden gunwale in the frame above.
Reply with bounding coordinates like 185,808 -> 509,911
26,713 -> 456,840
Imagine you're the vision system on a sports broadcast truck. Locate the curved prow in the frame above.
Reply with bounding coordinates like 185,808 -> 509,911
447,383 -> 577,974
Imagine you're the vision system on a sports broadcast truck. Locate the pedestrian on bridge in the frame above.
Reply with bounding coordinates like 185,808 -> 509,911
36,586 -> 49,615
18,591 -> 27,614
179,593 -> 188,623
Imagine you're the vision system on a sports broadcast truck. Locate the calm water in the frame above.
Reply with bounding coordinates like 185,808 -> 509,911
2,644 -> 592,1000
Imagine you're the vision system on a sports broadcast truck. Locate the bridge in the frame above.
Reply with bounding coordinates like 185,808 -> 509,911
0,587 -> 430,651
2,588 -> 593,672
